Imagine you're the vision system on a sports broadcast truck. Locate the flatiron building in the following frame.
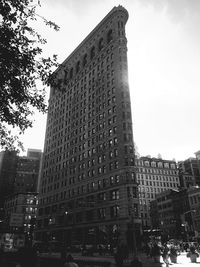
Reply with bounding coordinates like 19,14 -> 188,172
36,5 -> 140,248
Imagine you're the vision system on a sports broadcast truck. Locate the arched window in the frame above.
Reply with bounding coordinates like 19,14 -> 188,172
83,54 -> 87,67
91,46 -> 95,59
69,68 -> 73,79
99,38 -> 104,51
151,161 -> 156,167
107,29 -> 113,43
76,61 -> 80,73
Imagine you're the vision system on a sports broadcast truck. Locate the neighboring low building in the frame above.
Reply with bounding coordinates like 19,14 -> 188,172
195,151 -> 200,182
0,151 -> 18,213
149,199 -> 159,229
155,189 -> 178,239
4,192 -> 38,239
0,149 -> 42,223
135,156 -> 180,230
188,186 -> 200,239
178,172 -> 196,189
14,149 -> 42,193
178,157 -> 200,186
150,187 -> 200,241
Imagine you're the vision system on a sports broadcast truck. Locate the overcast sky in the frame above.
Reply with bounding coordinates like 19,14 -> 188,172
20,0 -> 200,161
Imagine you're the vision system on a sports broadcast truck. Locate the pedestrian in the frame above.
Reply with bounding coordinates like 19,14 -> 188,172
162,243 -> 170,267
63,254 -> 79,267
184,242 -> 189,252
187,246 -> 199,263
169,244 -> 179,263
129,255 -> 143,267
151,242 -> 161,263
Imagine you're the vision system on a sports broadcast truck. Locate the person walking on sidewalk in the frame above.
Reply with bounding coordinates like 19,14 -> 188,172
169,244 -> 179,263
162,243 -> 170,267
187,246 -> 199,263
151,242 -> 162,263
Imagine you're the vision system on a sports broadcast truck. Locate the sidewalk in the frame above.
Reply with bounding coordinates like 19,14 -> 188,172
136,253 -> 163,267
39,251 -> 199,267
40,251 -> 163,266
119,252 -> 162,267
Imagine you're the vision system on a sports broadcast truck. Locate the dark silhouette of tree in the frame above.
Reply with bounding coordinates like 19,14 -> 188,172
0,0 -> 60,151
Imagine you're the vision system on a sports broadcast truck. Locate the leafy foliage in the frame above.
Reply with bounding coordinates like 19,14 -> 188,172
0,0 -> 59,151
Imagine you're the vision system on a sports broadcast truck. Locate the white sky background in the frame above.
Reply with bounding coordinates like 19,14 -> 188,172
20,0 -> 200,161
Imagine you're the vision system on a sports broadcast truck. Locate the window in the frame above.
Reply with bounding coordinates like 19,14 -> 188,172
70,68 -> 73,79
83,54 -> 87,66
98,180 -> 102,189
99,38 -> 104,51
98,192 -> 106,201
111,189 -> 119,200
109,140 -> 113,148
98,208 -> 106,219
164,163 -> 169,168
109,162 -> 113,170
91,46 -> 95,59
158,162 -> 163,168
110,205 -> 119,217
76,61 -> 80,73
171,163 -> 176,169
144,161 -> 150,167
107,29 -> 113,43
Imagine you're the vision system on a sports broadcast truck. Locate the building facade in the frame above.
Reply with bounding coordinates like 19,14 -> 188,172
178,158 -> 200,186
150,187 -> 200,241
36,6 -> 140,249
195,150 -> 200,182
3,193 -> 38,240
13,149 -> 42,194
135,156 -> 180,230
0,149 -> 41,223
0,151 -> 18,209
187,186 -> 200,239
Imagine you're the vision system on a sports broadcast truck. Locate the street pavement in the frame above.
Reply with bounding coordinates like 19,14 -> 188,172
138,252 -> 200,267
40,251 -> 200,266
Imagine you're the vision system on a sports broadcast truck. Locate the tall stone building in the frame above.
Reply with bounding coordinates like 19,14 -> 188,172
36,6 -> 140,249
